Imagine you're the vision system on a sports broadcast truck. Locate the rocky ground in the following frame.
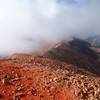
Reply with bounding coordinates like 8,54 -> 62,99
0,55 -> 100,100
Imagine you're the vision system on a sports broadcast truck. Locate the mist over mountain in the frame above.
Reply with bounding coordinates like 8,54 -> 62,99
86,36 -> 100,48
0,0 -> 100,55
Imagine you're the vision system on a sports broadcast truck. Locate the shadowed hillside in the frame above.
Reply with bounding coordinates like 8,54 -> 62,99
43,38 -> 100,76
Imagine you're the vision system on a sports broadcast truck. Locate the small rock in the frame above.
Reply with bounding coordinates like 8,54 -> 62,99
15,92 -> 24,97
49,79 -> 52,82
13,95 -> 21,100
16,86 -> 23,91
1,74 -> 12,85
1,78 -> 10,85
13,92 -> 26,100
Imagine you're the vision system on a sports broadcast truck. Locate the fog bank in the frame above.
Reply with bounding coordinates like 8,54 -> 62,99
0,0 -> 100,55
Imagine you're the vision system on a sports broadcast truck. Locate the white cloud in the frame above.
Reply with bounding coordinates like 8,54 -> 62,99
0,0 -> 100,55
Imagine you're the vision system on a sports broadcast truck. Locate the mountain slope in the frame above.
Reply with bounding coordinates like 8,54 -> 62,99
0,38 -> 100,100
43,38 -> 100,76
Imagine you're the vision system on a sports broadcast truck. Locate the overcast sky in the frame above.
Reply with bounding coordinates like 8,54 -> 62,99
0,0 -> 100,55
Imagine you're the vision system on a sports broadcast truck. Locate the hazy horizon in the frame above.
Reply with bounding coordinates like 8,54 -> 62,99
0,0 -> 100,55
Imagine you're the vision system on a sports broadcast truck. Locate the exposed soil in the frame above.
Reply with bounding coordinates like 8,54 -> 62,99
0,55 -> 100,100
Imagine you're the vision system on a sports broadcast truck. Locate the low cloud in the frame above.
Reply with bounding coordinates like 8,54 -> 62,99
0,0 -> 100,55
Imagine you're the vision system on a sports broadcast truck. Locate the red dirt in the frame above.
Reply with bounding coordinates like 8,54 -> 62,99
0,57 -> 76,100
0,55 -> 100,100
